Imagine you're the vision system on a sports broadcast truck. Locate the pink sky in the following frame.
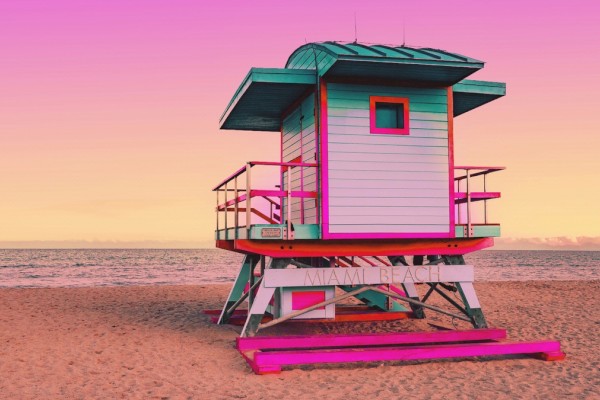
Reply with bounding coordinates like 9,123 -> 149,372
1,1 -> 599,249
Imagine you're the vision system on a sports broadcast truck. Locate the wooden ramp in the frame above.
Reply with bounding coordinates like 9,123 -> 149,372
236,329 -> 565,374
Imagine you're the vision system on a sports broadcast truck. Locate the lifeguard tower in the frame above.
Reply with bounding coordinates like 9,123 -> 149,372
210,42 -> 564,373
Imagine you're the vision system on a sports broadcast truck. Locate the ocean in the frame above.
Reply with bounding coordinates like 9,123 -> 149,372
0,249 -> 598,288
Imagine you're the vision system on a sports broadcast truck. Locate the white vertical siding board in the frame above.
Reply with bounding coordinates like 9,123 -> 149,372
281,94 -> 318,223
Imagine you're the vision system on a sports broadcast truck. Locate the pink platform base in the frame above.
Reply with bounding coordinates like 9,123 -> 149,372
236,329 -> 566,375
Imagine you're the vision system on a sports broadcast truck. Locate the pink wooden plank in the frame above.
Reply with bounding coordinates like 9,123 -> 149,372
454,192 -> 501,204
250,161 -> 318,168
217,194 -> 247,210
250,190 -> 317,199
237,329 -> 507,351
212,165 -> 248,191
454,166 -> 505,171
252,340 -> 563,369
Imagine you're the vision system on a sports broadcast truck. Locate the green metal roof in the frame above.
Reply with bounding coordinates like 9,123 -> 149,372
286,42 -> 484,85
219,68 -> 316,131
219,43 -> 503,131
453,79 -> 506,116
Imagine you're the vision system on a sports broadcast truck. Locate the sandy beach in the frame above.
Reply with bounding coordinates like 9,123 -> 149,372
1,281 -> 599,399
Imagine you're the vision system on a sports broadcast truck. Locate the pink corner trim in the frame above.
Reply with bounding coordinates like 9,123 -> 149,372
447,87 -> 456,237
237,329 -> 507,351
320,81 -> 330,239
251,340 -> 564,370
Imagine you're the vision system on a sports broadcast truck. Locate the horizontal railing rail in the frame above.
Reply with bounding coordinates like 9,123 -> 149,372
454,166 -> 504,237
214,161 -> 319,240
213,161 -> 319,191
454,166 -> 505,182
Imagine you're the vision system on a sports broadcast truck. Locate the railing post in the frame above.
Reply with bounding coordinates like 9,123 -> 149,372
216,189 -> 220,239
224,182 -> 228,240
234,176 -> 239,239
287,165 -> 292,239
457,179 -> 461,224
466,169 -> 471,237
300,166 -> 305,224
483,173 -> 488,224
246,163 -> 251,238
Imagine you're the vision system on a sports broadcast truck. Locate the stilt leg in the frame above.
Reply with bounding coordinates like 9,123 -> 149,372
248,258 -> 258,310
241,284 -> 276,337
455,282 -> 488,328
240,258 -> 290,336
218,255 -> 259,324
389,256 -> 425,318
444,255 -> 488,328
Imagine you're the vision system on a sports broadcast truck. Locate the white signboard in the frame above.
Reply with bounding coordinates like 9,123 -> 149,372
263,265 -> 473,288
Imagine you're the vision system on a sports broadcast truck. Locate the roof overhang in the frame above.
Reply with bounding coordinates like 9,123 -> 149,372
324,56 -> 483,86
220,68 -> 316,131
452,80 -> 506,116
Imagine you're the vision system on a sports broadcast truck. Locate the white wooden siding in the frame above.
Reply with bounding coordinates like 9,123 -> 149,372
282,94 -> 318,225
326,83 -> 450,235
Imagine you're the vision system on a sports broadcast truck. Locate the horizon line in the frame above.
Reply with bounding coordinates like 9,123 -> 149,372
1,237 -> 599,251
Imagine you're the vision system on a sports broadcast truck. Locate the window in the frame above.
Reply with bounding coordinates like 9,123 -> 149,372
369,96 -> 410,135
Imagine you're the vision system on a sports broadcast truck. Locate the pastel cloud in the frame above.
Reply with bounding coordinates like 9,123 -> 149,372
495,237 -> 600,251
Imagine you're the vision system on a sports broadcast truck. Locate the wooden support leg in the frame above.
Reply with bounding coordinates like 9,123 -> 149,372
240,258 -> 290,337
241,284 -> 276,337
455,282 -> 488,328
442,254 -> 487,328
218,255 -> 259,324
248,258 -> 258,310
389,256 -> 425,318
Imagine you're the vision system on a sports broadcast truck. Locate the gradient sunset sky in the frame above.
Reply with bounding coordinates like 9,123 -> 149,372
1,1 -> 599,249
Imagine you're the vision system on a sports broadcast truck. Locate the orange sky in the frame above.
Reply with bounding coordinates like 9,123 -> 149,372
1,1 -> 599,249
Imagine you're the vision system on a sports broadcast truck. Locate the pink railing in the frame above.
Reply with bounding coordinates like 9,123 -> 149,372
213,161 -> 319,239
454,166 -> 504,236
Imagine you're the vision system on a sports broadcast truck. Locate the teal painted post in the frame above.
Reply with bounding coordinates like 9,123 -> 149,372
389,256 -> 425,318
218,254 -> 259,324
241,258 -> 289,337
444,255 -> 488,328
